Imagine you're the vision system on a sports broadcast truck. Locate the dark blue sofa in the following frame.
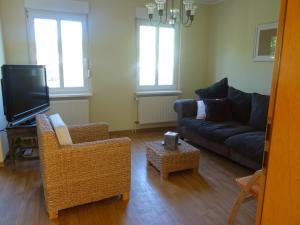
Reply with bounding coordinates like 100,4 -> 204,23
174,78 -> 269,170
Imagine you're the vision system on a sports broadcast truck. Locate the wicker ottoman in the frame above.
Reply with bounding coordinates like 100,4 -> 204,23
146,140 -> 200,180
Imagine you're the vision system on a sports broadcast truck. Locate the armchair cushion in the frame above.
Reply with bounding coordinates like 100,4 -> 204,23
49,114 -> 73,145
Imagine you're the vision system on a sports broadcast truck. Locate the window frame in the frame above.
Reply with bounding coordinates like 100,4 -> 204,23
136,19 -> 179,92
26,9 -> 90,95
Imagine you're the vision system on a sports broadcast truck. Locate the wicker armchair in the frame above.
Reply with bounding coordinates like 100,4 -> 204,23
36,114 -> 131,219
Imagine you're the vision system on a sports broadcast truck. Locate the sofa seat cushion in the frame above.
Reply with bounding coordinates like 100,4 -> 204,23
180,118 -> 254,143
225,132 -> 265,164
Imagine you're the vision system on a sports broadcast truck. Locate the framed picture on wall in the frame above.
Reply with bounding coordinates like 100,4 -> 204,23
254,22 -> 278,62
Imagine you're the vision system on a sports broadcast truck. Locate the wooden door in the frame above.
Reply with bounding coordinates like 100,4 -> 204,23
260,0 -> 300,224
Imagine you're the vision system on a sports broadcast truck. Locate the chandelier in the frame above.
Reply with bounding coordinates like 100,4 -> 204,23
145,0 -> 198,27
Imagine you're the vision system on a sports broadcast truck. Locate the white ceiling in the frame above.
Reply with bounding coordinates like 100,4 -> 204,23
197,0 -> 224,4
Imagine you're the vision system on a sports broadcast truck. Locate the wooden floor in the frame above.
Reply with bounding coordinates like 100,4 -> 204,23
0,131 -> 256,225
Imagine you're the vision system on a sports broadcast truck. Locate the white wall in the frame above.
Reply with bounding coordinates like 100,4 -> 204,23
0,19 -> 8,164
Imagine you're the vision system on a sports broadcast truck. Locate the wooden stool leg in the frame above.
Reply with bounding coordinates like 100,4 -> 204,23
122,192 -> 130,201
161,171 -> 168,180
228,190 -> 248,225
48,210 -> 58,219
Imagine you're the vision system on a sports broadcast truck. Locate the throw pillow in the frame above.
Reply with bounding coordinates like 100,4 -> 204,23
248,93 -> 270,131
204,98 -> 233,122
49,114 -> 73,145
195,78 -> 229,99
228,87 -> 252,123
196,100 -> 206,119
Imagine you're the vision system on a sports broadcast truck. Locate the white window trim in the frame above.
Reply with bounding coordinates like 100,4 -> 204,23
136,19 -> 180,92
26,9 -> 91,95
24,0 -> 89,14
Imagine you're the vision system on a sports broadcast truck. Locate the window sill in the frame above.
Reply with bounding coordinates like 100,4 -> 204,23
49,93 -> 93,99
135,90 -> 182,97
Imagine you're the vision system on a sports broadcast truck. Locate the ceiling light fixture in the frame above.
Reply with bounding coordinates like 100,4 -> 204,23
145,0 -> 197,27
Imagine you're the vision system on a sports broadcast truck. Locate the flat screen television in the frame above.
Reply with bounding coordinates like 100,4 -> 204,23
1,65 -> 50,126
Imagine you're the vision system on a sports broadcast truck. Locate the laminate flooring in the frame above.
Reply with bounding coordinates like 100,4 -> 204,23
0,131 -> 256,225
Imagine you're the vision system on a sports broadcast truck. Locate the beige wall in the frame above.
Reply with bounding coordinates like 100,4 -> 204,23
179,5 -> 209,98
0,0 -> 28,64
207,0 -> 280,94
0,0 -> 280,132
88,0 -> 210,130
0,0 -> 209,131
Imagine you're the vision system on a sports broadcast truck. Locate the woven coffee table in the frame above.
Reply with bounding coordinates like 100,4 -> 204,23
146,140 -> 200,180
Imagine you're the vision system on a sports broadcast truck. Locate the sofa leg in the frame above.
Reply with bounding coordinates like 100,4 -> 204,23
48,210 -> 58,219
122,192 -> 130,201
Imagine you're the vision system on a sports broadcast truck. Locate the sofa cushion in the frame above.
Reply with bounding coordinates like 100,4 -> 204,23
174,99 -> 198,120
225,132 -> 265,164
228,87 -> 252,123
195,78 -> 228,99
249,93 -> 269,131
196,100 -> 206,119
180,118 -> 254,143
204,98 -> 232,122
49,114 -> 73,145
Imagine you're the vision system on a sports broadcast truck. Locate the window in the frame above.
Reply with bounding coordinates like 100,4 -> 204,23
137,21 -> 178,91
27,10 -> 90,95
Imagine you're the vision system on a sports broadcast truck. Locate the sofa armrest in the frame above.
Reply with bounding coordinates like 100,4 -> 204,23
174,99 -> 197,121
68,122 -> 109,143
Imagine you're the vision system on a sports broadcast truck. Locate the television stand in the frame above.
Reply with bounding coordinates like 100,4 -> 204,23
6,123 -> 38,169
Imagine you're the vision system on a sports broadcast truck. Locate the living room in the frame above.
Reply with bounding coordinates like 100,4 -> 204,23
0,0 -> 299,225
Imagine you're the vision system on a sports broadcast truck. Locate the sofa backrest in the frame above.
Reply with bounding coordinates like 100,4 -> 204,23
248,93 -> 270,131
228,87 -> 252,123
193,79 -> 270,130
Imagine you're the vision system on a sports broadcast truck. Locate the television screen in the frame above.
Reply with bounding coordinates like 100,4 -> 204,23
1,65 -> 50,126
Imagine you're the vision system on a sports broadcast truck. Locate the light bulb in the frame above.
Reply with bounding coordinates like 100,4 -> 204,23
170,8 -> 180,18
169,18 -> 176,25
191,5 -> 197,16
183,0 -> 194,11
155,0 -> 166,10
146,3 -> 156,15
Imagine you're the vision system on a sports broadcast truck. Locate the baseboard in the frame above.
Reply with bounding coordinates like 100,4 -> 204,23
109,126 -> 176,136
109,130 -> 132,136
136,126 -> 176,133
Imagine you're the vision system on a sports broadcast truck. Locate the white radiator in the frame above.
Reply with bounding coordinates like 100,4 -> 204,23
137,95 -> 178,124
47,99 -> 90,125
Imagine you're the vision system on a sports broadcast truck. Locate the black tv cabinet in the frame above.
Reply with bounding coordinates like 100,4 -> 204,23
6,123 -> 38,169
